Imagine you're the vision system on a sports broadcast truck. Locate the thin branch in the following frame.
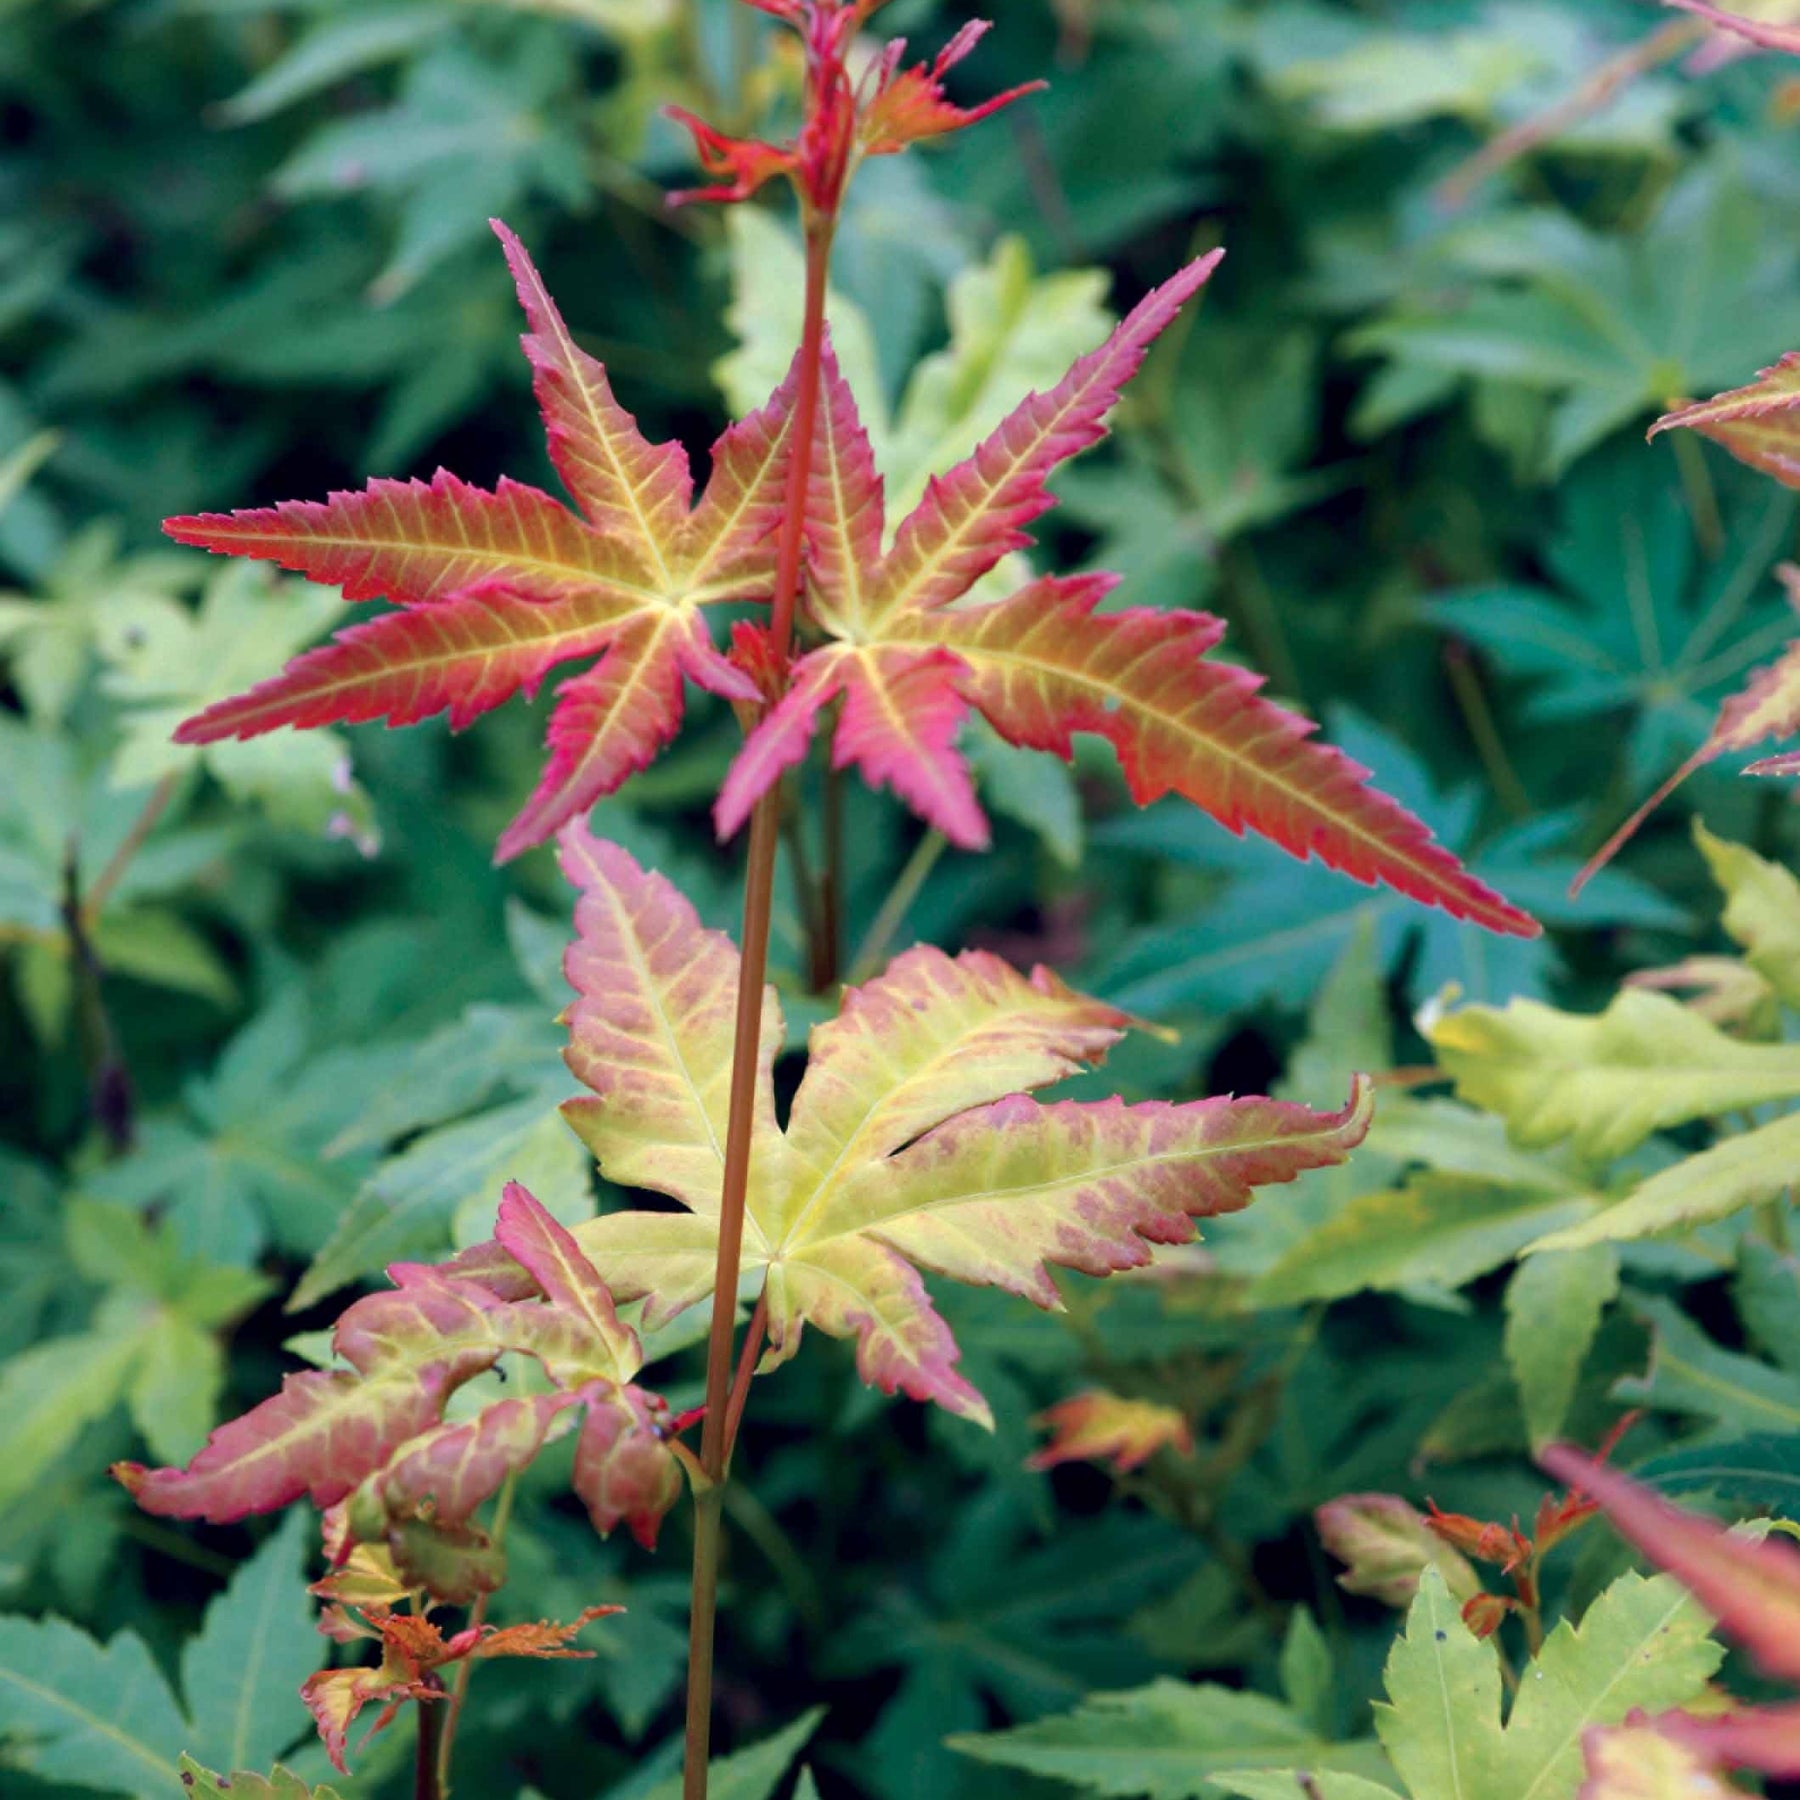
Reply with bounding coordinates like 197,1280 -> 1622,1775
683,218 -> 835,1800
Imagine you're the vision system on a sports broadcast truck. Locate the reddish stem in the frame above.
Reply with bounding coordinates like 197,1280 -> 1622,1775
681,219 -> 833,1800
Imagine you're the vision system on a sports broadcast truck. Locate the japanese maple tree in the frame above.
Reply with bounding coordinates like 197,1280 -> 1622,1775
119,3 -> 1543,1796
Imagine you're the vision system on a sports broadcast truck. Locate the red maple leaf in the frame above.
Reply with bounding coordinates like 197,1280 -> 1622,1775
165,222 -> 799,862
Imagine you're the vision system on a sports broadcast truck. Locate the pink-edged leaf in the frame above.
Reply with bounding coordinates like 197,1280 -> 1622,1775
172,583 -> 628,744
115,1270 -> 510,1521
113,1368 -> 452,1521
494,606 -> 759,861
820,1080 -> 1378,1308
494,1181 -> 639,1380
830,645 -> 986,847
1316,1492 -> 1483,1608
865,253 -> 1222,623
1652,1703 -> 1800,1778
765,1235 -> 993,1426
1027,1390 -> 1194,1474
934,584 -> 1539,936
557,843 -> 1377,1424
1650,351 -> 1800,488
558,825 -> 787,1217
713,650 -> 844,840
780,944 -> 1130,1193
803,330 -> 886,632
1748,748 -> 1800,775
164,225 -> 802,856
375,1392 -> 575,1527
571,1385 -> 683,1549
1663,0 -> 1800,53
332,1266 -> 509,1378
677,347 -> 802,598
165,471 -> 652,609
1542,1444 -> 1800,1683
492,219 -> 693,558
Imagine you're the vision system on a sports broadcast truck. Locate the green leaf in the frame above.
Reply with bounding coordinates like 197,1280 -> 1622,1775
180,1512 -> 316,1776
213,6 -> 449,126
1618,1296 -> 1800,1434
1528,1109 -> 1800,1253
1428,989 -> 1800,1164
1502,1245 -> 1619,1447
0,1325 -> 146,1509
637,1708 -> 825,1800
878,235 -> 1112,518
128,1312 -> 224,1465
949,1678 -> 1383,1799
1278,1611 -> 1334,1738
294,1092 -> 587,1309
1372,1568 -> 1501,1800
1486,1570 -> 1721,1799
1736,1240 -> 1800,1375
1214,1778 -> 1399,1800
0,1614 -> 184,1796
1636,1432 -> 1800,1515
1693,822 -> 1800,1011
715,207 -> 885,442
1249,1176 -> 1595,1308
177,1760 -> 343,1800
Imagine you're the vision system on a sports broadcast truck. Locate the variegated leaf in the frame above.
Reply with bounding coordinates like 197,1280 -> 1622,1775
165,223 -> 795,861
547,843 -> 1375,1425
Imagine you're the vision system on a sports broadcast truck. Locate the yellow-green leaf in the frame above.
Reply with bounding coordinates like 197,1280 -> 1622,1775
1428,989 -> 1800,1162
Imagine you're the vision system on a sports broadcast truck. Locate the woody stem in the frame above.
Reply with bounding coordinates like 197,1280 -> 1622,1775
682,219 -> 833,1800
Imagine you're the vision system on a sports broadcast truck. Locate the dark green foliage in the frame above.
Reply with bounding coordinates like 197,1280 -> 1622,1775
5,2 -> 1800,1797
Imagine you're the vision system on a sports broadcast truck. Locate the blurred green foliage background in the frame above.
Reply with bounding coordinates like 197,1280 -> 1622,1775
5,1 -> 1800,1796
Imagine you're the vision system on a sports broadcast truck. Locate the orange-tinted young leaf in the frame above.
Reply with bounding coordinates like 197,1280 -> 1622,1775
716,253 -> 1538,938
544,840 -> 1375,1425
302,1602 -> 617,1772
165,224 -> 796,862
1026,1391 -> 1194,1474
1542,1444 -> 1800,1683
667,4 -> 1039,214
1664,0 -> 1800,54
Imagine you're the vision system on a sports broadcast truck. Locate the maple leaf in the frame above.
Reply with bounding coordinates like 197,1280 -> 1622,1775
301,1600 -> 616,1772
1026,1390 -> 1194,1474
715,260 -> 1538,938
455,830 -> 1377,1426
113,1186 -> 688,1565
1664,0 -> 1800,54
163,222 -> 798,862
